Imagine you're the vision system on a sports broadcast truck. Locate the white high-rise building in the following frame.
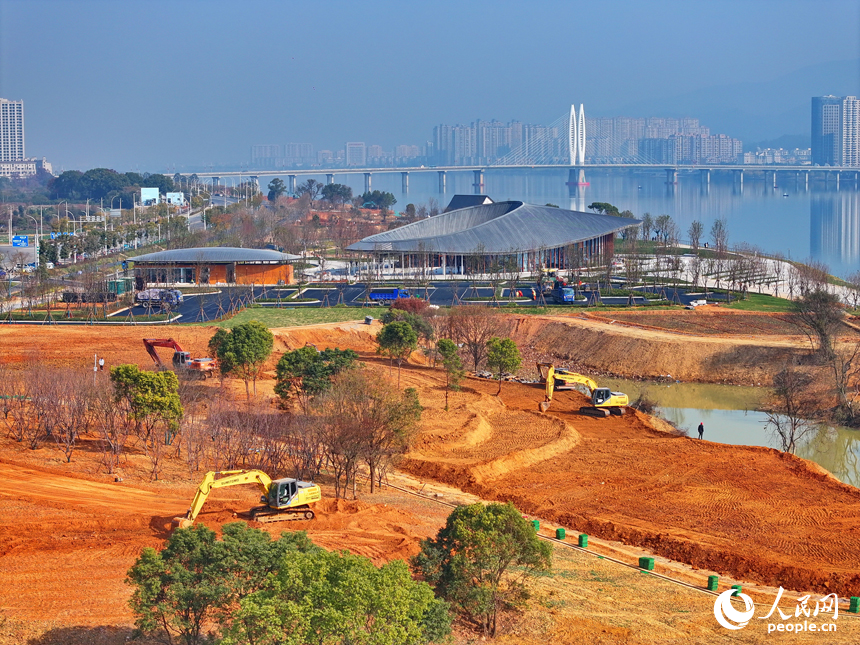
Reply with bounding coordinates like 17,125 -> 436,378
345,142 -> 366,166
843,96 -> 860,167
0,99 -> 25,162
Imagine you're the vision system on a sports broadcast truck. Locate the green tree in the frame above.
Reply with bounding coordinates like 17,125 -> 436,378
110,364 -> 183,437
209,321 -> 274,398
437,338 -> 464,410
223,548 -> 450,645
274,345 -> 358,410
405,203 -> 417,217
413,502 -> 551,637
127,523 -> 317,645
587,202 -> 619,216
486,337 -> 521,394
267,178 -> 287,202
376,321 -> 418,387
320,183 -> 353,206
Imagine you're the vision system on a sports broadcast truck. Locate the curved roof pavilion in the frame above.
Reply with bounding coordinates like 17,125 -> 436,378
347,201 -> 638,255
132,247 -> 301,264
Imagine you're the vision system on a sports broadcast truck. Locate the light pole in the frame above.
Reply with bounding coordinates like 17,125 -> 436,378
26,214 -> 41,268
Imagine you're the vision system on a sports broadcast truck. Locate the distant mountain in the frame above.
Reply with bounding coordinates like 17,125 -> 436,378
610,58 -> 860,143
745,134 -> 811,152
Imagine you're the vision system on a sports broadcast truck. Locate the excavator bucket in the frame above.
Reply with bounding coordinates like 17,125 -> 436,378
171,516 -> 194,530
539,401 -> 551,413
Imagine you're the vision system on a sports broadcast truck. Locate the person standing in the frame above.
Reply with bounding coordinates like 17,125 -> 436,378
697,422 -> 704,440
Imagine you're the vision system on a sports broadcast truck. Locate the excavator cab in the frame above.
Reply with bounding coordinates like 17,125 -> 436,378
172,351 -> 192,366
267,479 -> 298,509
592,388 -> 611,405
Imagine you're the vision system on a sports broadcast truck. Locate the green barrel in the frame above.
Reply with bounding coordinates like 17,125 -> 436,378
555,527 -> 566,540
578,534 -> 588,548
850,597 -> 860,614
706,575 -> 719,591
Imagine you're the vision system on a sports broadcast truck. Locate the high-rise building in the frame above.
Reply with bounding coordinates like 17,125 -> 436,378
345,142 -> 366,166
812,95 -> 860,167
812,96 -> 845,166
843,96 -> 860,167
0,98 -> 25,162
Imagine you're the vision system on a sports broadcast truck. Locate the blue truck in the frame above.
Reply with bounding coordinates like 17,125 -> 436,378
546,280 -> 576,303
369,288 -> 410,303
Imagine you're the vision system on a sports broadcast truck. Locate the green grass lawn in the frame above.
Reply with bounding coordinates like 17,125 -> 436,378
200,305 -> 368,329
719,293 -> 794,312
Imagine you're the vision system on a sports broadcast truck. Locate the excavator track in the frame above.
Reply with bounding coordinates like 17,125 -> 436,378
249,505 -> 316,523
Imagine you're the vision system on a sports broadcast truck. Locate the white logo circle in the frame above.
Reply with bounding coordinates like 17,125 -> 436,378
714,589 -> 755,630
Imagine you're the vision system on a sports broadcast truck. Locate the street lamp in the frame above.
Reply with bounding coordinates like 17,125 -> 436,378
26,214 -> 41,269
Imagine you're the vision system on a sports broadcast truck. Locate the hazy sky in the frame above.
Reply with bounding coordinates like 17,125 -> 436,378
1,0 -> 858,172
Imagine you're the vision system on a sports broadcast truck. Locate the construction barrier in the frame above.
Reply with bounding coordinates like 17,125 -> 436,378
578,534 -> 588,548
639,556 -> 655,571
707,575 -> 719,591
531,519 -> 540,531
555,527 -> 566,540
731,584 -> 743,597
850,597 -> 860,614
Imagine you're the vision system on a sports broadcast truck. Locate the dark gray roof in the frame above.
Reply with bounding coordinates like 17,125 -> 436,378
347,201 -> 640,254
132,247 -> 301,264
444,194 -> 494,212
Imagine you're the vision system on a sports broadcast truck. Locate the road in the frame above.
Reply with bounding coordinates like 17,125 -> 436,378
129,282 -> 712,324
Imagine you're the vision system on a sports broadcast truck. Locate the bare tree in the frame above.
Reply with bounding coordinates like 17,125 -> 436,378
764,366 -> 818,454
688,220 -> 704,251
446,306 -> 503,371
793,288 -> 844,359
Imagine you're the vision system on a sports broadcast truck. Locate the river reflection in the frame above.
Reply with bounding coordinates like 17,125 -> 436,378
810,192 -> 860,274
601,378 -> 860,488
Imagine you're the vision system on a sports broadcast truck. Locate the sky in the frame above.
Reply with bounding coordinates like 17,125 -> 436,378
1,0 -> 859,172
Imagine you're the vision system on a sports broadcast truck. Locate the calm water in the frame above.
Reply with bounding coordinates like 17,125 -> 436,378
267,167 -> 860,278
602,378 -> 860,488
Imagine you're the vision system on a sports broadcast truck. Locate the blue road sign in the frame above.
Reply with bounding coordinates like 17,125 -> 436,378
12,235 -> 29,247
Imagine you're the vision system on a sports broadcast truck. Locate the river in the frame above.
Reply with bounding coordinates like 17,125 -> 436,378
264,167 -> 860,279
600,377 -> 860,488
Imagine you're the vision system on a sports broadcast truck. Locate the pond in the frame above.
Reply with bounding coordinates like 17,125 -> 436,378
600,378 -> 860,488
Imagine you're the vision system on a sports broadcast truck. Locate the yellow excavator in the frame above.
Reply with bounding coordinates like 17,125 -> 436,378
172,469 -> 322,529
537,362 -> 629,416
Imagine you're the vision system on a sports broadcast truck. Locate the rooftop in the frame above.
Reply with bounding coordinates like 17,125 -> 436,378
131,247 -> 301,264
347,201 -> 639,254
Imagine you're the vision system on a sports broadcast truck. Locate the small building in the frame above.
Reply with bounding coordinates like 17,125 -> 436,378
131,247 -> 300,286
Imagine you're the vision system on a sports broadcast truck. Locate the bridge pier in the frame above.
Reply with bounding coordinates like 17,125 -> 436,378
772,169 -> 778,189
364,173 -> 372,193
805,170 -> 809,191
250,176 -> 260,191
734,169 -> 744,193
701,169 -> 710,192
288,175 -> 297,193
665,168 -> 676,193
325,173 -> 334,185
438,170 -> 446,192
473,169 -> 485,194
836,171 -> 841,191
401,171 -> 409,193
212,177 -> 220,191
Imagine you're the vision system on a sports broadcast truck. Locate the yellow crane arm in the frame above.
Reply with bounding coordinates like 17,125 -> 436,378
183,469 -> 274,522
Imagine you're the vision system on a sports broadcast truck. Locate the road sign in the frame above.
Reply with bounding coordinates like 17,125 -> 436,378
12,235 -> 28,247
